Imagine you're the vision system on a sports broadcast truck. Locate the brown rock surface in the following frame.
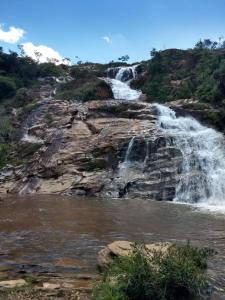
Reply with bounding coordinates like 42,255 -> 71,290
97,241 -> 172,271
0,97 -> 182,200
0,279 -> 27,288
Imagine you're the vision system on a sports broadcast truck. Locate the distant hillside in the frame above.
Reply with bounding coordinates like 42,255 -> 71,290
133,47 -> 225,106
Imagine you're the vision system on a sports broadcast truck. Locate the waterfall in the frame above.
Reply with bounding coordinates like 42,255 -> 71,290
124,137 -> 135,162
115,65 -> 138,82
104,65 -> 142,101
155,103 -> 225,208
21,104 -> 45,144
116,137 -> 151,197
118,137 -> 135,180
144,140 -> 149,166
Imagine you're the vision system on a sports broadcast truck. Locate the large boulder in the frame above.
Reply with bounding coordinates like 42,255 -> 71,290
97,241 -> 172,271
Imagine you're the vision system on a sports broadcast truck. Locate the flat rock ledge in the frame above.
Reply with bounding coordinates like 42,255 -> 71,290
97,240 -> 172,271
0,279 -> 28,288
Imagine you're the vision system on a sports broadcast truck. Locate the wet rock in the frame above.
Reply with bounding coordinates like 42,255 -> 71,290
42,282 -> 61,290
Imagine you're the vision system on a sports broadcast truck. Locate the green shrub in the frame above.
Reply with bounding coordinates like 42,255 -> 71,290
94,243 -> 213,300
0,143 -> 25,169
0,76 -> 17,99
44,112 -> 54,124
0,143 -> 13,168
70,66 -> 96,79
0,117 -> 16,142
38,62 -> 65,77
17,143 -> 42,159
56,78 -> 112,102
15,87 -> 30,102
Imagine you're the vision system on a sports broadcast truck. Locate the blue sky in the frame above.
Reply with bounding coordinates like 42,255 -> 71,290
0,0 -> 225,63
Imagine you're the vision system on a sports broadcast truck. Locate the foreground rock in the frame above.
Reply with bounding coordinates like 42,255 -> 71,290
0,288 -> 91,300
98,241 -> 172,271
0,279 -> 27,288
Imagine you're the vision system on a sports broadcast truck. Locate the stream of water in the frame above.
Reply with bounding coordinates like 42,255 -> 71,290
104,65 -> 142,100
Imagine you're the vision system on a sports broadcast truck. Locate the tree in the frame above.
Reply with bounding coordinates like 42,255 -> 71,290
62,57 -> 71,65
211,41 -> 218,49
195,39 -> 204,50
204,39 -> 213,49
34,50 -> 42,63
195,38 -> 218,50
17,44 -> 25,57
150,48 -> 158,58
118,55 -> 130,62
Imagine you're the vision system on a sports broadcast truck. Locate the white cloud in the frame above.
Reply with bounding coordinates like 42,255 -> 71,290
21,42 -> 70,65
0,24 -> 25,43
102,36 -> 112,44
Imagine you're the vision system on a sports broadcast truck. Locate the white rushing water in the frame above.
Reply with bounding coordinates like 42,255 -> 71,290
155,104 -> 225,209
105,65 -> 142,101
21,133 -> 43,144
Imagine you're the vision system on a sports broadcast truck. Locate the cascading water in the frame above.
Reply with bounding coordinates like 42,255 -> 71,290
155,103 -> 225,208
21,103 -> 45,144
124,137 -> 135,162
117,137 -> 136,181
113,136 -> 151,198
104,65 -> 142,101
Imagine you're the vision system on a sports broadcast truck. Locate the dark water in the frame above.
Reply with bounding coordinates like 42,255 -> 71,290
0,195 -> 224,295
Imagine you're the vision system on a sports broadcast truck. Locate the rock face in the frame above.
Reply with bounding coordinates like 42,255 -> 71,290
98,241 -> 172,271
0,94 -> 183,200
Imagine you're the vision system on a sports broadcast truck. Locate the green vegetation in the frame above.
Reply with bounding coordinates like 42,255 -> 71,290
0,117 -> 17,142
57,65 -> 113,101
38,62 -> 66,77
0,76 -> 18,99
0,47 -> 66,101
94,243 -> 214,300
0,142 -> 42,170
0,144 -> 14,168
57,78 -> 112,102
118,55 -> 130,62
133,41 -> 225,107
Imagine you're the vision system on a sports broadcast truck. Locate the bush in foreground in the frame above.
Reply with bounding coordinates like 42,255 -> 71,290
94,243 -> 213,300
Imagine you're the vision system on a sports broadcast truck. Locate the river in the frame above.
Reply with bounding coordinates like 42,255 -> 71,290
0,195 -> 224,297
